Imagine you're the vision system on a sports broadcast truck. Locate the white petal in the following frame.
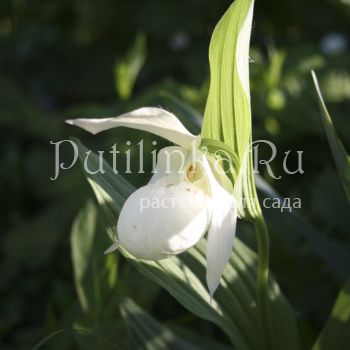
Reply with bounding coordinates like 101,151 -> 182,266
66,107 -> 199,149
202,156 -> 237,297
117,179 -> 212,260
149,146 -> 188,185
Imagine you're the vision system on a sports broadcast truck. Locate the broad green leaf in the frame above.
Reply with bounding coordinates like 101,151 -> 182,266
311,71 -> 350,202
71,200 -> 118,316
120,298 -> 202,350
114,33 -> 147,100
312,281 -> 350,350
201,0 -> 258,220
75,139 -> 300,350
202,0 -> 253,157
120,298 -> 231,349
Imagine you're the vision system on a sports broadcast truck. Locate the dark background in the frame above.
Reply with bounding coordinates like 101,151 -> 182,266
1,0 -> 349,349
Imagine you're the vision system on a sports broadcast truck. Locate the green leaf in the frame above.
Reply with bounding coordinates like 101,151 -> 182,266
75,139 -> 300,350
114,33 -> 147,100
120,298 -> 202,350
71,200 -> 118,316
202,0 -> 253,158
255,174 -> 350,278
311,71 -> 350,203
312,281 -> 350,350
32,328 -> 121,350
201,0 -> 259,221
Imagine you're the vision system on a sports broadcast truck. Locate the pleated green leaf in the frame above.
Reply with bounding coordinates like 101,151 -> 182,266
75,139 -> 299,350
120,298 -> 230,350
201,0 -> 258,220
312,280 -> 350,350
120,298 -> 203,350
202,0 -> 253,158
311,71 -> 350,203
71,200 -> 118,316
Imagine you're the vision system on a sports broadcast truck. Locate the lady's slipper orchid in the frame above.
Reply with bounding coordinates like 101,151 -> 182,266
67,107 -> 238,296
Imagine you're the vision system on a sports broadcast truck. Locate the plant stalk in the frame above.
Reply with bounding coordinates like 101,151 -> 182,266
254,211 -> 273,350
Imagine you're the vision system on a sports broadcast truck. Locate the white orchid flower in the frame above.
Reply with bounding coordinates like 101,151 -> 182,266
66,107 -> 238,296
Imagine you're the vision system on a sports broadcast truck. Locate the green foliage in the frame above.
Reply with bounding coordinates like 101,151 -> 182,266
202,0 -> 253,159
312,281 -> 350,350
75,139 -> 300,350
31,328 -> 121,350
120,298 -> 202,350
312,71 -> 350,202
256,174 -> 350,278
201,0 -> 259,222
71,201 -> 118,316
114,33 -> 147,100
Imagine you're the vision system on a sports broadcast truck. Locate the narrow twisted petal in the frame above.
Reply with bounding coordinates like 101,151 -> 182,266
117,178 -> 212,260
202,157 -> 237,297
66,107 -> 199,149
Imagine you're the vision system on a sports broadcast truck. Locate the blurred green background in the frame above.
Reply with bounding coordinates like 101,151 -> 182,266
1,0 -> 349,349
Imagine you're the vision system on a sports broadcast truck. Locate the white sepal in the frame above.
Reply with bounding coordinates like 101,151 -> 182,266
202,156 -> 238,297
66,107 -> 199,149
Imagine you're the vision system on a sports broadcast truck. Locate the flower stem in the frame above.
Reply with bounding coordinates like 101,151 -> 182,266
254,212 -> 272,349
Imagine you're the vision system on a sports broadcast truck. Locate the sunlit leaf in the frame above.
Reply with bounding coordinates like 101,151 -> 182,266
311,71 -> 350,202
120,298 -> 203,350
114,33 -> 147,100
201,0 -> 258,220
202,0 -> 253,157
312,280 -> 350,350
71,200 -> 118,316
